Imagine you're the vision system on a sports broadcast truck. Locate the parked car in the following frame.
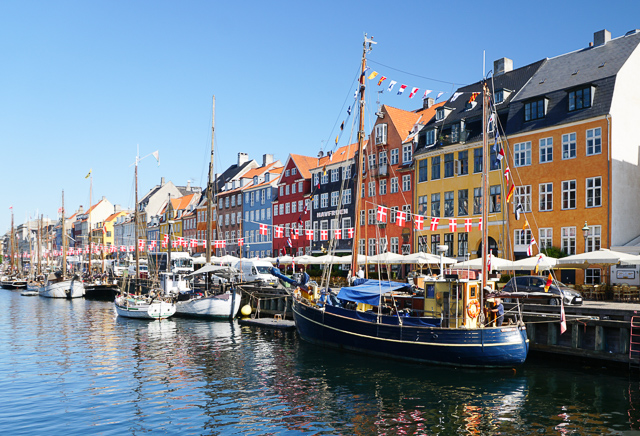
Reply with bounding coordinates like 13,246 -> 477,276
502,275 -> 583,305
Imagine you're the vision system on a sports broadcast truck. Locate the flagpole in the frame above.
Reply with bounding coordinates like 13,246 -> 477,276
207,96 -> 215,265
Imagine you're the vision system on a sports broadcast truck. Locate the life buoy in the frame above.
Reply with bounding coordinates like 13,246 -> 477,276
467,300 -> 480,318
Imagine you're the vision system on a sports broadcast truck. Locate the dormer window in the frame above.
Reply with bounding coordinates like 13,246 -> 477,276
425,129 -> 436,146
568,86 -> 593,111
435,108 -> 445,121
253,176 -> 258,184
265,173 -> 270,182
524,98 -> 547,121
375,123 -> 387,145
451,124 -> 460,143
494,89 -> 512,104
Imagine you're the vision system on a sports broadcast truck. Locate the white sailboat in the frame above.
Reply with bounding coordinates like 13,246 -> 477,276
40,191 -> 85,299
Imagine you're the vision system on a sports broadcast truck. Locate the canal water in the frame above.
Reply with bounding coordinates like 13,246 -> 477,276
1,289 -> 639,435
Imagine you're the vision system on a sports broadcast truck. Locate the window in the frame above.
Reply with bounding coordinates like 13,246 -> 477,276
562,133 -> 576,159
539,228 -> 553,250
261,190 -> 266,204
390,237 -> 399,254
285,185 -> 290,195
490,185 -> 501,213
473,148 -> 482,173
402,143 -> 412,163
368,238 -> 377,256
267,188 -> 271,200
379,237 -> 388,253
444,153 -> 454,177
368,154 -> 376,170
490,147 -> 501,171
320,193 -> 328,208
514,229 -> 532,246
586,177 -> 602,208
586,225 -> 601,252
292,201 -> 297,214
561,227 -> 576,255
458,233 -> 468,257
313,195 -> 319,209
231,213 -> 236,225
539,183 -> 553,211
431,156 -> 441,180
321,172 -> 328,184
343,189 -> 351,205
514,142 -> 531,167
331,191 -> 339,207
451,123 -> 460,143
375,124 -> 387,145
443,233 -> 454,257
402,175 -> 411,191
444,191 -> 454,217
379,179 -> 387,195
267,208 -> 271,219
343,165 -> 351,179
402,204 -> 411,216
431,193 -> 440,217
568,86 -> 591,111
368,209 -> 375,225
313,173 -> 320,187
540,137 -> 553,163
418,159 -> 428,182
390,149 -> 399,165
390,206 -> 398,224
562,180 -> 576,210
273,205 -> 278,216
425,129 -> 436,146
361,183 -> 365,198
292,183 -> 296,194
231,196 -> 236,207
359,239 -> 366,255
458,150 -> 468,175
494,90 -> 505,104
524,98 -> 545,121
298,181 -> 303,192
279,204 -> 285,215
285,169 -> 290,177
431,234 -> 440,254
379,151 -> 388,166
473,188 -> 482,215
368,181 -> 376,197
390,177 -> 399,194
418,195 -> 428,215
225,197 -> 229,208
249,210 -> 254,222
585,268 -> 601,285
514,185 -> 531,212
586,127 -> 601,156
458,190 -> 468,216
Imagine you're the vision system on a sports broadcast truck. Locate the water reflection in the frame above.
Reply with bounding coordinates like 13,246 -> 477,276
0,289 -> 639,435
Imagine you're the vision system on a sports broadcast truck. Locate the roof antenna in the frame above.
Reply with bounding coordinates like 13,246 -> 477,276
375,90 -> 384,118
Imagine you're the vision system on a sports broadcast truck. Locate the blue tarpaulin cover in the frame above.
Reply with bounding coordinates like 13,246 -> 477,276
337,279 -> 411,306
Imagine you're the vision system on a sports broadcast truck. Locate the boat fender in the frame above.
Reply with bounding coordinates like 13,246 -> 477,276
467,300 -> 480,318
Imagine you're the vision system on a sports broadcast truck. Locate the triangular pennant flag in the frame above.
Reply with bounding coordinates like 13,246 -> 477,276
397,84 -> 407,95
368,71 -> 378,80
504,167 -> 511,183
377,76 -> 387,86
506,184 -> 515,203
409,87 -> 419,98
423,89 -> 432,98
515,203 -> 524,220
387,80 -> 397,92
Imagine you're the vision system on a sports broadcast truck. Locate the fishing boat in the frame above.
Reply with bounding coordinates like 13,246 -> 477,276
114,292 -> 176,319
290,36 -> 528,368
166,96 -> 242,320
39,191 -> 85,299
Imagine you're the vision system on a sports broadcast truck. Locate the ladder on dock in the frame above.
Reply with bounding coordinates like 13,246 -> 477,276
630,316 -> 640,369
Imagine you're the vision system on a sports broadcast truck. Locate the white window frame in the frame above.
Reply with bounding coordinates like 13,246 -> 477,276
514,141 -> 531,167
390,149 -> 399,165
586,176 -> 602,208
540,137 -> 553,163
586,127 -> 602,156
514,185 -> 532,213
375,123 -> 387,145
562,180 -> 576,210
539,183 -> 553,212
402,174 -> 411,192
390,177 -> 399,194
562,133 -> 577,160
402,143 -> 412,164
539,228 -> 553,250
561,226 -> 576,255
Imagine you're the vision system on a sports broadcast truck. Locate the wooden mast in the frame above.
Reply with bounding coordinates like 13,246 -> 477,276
206,96 -> 215,264
481,81 -> 490,302
9,209 -> 14,275
62,190 -> 67,278
134,156 -> 140,288
351,35 -> 375,276
88,172 -> 92,276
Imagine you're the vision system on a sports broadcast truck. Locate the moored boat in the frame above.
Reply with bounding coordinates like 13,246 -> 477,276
39,273 -> 85,299
114,293 -> 176,319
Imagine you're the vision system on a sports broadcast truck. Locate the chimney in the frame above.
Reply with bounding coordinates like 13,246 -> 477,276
186,180 -> 191,191
494,57 -> 513,76
114,205 -> 122,213
77,205 -> 84,214
161,177 -> 165,186
237,152 -> 249,166
263,153 -> 274,166
594,29 -> 611,46
422,97 -> 435,109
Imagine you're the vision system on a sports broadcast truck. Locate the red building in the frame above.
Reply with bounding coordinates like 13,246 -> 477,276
272,153 -> 331,256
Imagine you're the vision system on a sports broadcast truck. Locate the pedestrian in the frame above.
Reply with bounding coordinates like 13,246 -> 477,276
490,298 -> 504,326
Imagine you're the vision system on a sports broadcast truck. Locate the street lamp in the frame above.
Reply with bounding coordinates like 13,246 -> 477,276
582,221 -> 590,253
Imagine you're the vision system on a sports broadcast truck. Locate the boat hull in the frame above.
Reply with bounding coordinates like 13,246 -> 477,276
175,290 -> 241,319
39,279 -> 85,299
292,299 -> 529,368
114,296 -> 176,320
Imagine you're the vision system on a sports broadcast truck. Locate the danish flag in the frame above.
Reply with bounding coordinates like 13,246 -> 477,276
396,211 -> 406,227
414,215 -> 424,230
163,234 -> 169,244
238,238 -> 244,247
448,219 -> 457,232
430,217 -> 440,231
177,237 -> 185,246
478,218 -> 483,231
274,226 -> 284,238
128,246 -> 134,252
259,224 -> 268,235
305,229 -> 314,240
464,218 -> 472,232
120,245 -> 126,252
172,240 -> 178,248
334,229 -> 342,239
189,239 -> 198,248
161,240 -> 167,248
149,240 -> 157,249
320,230 -> 328,241
347,227 -> 355,238
292,228 -> 299,239
377,206 -> 387,223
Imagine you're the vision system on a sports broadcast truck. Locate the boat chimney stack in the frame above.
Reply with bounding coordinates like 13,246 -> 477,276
436,245 -> 448,279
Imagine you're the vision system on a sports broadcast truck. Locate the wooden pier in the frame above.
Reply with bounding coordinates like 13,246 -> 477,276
505,301 -> 640,367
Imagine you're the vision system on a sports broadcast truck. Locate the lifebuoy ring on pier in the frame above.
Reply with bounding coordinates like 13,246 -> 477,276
467,300 -> 480,318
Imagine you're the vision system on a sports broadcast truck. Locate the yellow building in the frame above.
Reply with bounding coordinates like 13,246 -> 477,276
158,194 -> 198,252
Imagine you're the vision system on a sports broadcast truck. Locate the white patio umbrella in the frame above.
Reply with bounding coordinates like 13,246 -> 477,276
333,255 -> 366,265
314,254 -> 340,265
293,255 -> 315,265
495,253 -> 557,271
217,254 -> 240,265
453,254 -> 513,270
556,248 -> 640,267
367,252 -> 406,264
277,255 -> 295,264
403,252 -> 457,265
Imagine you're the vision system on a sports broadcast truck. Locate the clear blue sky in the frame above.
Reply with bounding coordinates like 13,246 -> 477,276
1,0 -> 638,233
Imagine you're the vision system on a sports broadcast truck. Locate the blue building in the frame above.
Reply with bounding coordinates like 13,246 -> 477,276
242,160 -> 283,259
